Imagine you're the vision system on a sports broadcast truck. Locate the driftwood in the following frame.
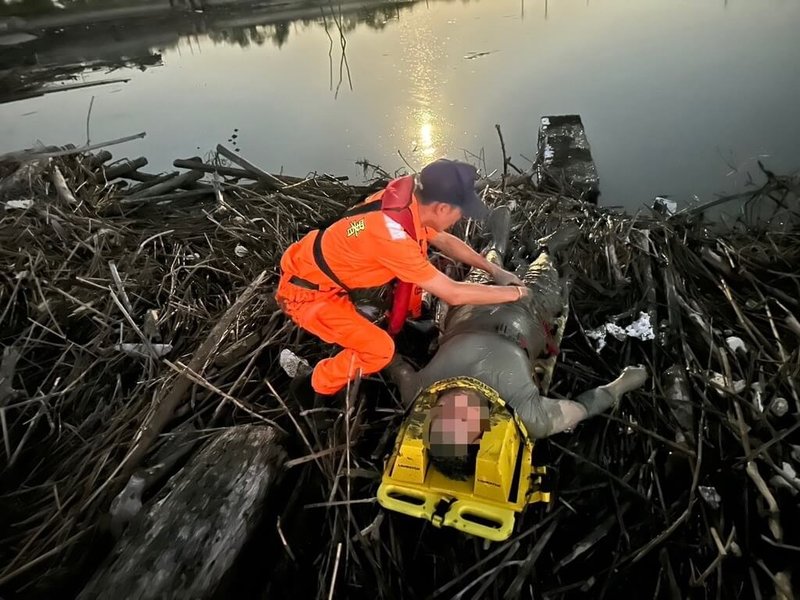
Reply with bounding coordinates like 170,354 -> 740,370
216,143 -> 283,191
3,78 -> 130,104
118,188 -> 214,206
112,270 -> 268,494
123,169 -> 212,193
173,158 -> 256,180
78,425 -> 286,600
0,133 -> 146,162
0,142 -> 798,600
174,157 -> 370,195
88,150 -> 113,169
124,169 -> 204,200
102,157 -> 148,181
123,171 -> 179,195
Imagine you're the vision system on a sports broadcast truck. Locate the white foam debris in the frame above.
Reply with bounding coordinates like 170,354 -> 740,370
541,117 -> 550,126
605,323 -> 627,341
725,336 -> 747,354
652,196 -> 678,215
4,199 -> 33,210
280,349 -> 310,378
587,312 -> 654,352
586,326 -> 608,351
115,343 -> 173,358
709,372 -> 746,396
625,312 -> 655,341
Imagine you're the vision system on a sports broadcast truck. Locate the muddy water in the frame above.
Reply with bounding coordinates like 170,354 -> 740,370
1,0 -> 799,210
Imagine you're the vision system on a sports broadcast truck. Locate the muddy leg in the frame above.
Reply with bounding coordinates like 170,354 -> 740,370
532,366 -> 649,437
385,356 -> 418,407
522,252 -> 564,328
522,252 -> 556,286
575,365 -> 649,416
530,397 -> 590,437
464,205 -> 511,285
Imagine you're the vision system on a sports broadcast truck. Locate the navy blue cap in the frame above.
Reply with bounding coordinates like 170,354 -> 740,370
417,159 -> 489,220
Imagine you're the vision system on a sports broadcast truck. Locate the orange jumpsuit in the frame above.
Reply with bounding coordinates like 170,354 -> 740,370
276,182 -> 440,395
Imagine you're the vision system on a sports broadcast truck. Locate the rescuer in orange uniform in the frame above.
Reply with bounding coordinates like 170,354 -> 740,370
276,159 -> 528,397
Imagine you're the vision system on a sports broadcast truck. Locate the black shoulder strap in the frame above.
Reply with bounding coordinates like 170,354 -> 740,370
343,200 -> 383,218
310,200 -> 384,291
312,230 -> 351,292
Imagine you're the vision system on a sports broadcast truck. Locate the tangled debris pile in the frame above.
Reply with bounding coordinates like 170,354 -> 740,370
0,142 -> 798,599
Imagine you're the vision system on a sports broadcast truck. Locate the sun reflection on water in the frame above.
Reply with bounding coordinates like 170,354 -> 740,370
416,115 -> 437,158
398,11 -> 451,166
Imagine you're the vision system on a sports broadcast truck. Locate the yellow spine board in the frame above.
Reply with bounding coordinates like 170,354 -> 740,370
378,377 -> 550,542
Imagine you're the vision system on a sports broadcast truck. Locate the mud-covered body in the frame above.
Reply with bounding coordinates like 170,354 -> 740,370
378,207 -> 565,541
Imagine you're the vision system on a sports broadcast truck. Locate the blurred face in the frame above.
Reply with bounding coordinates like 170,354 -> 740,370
427,390 -> 490,458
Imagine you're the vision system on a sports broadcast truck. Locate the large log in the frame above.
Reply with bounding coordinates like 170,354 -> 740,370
78,425 -> 286,600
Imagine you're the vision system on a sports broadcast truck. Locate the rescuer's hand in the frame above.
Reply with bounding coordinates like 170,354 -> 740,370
490,265 -> 524,287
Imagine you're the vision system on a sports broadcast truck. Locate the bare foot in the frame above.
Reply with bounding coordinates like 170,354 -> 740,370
603,365 -> 648,401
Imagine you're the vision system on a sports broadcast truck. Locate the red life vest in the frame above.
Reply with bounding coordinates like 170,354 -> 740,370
379,177 -> 422,335
312,175 -> 425,336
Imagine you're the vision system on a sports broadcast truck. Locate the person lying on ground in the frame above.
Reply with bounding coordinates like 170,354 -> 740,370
386,216 -> 648,479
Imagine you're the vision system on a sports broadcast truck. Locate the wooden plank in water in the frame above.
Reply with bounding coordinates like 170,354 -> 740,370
535,114 -> 600,202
